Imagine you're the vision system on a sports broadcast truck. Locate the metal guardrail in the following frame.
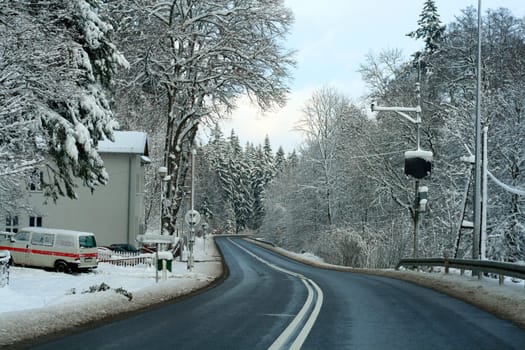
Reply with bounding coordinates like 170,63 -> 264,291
396,257 -> 525,286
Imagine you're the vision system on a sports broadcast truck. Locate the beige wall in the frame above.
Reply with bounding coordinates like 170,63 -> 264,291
9,152 -> 147,246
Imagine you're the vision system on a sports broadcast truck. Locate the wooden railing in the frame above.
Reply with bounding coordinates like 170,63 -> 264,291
396,257 -> 525,286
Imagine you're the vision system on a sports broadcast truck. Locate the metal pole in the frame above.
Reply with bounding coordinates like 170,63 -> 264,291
188,149 -> 196,271
481,126 -> 488,259
180,192 -> 185,262
155,243 -> 159,283
160,178 -> 163,236
415,82 -> 421,149
472,0 -> 482,264
190,149 -> 195,212
413,76 -> 422,259
157,170 -> 163,283
413,180 -> 420,258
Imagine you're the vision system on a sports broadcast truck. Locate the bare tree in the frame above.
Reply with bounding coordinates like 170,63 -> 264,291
110,0 -> 295,234
296,86 -> 354,226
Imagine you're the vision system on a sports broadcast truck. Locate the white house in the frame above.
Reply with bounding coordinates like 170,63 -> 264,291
3,131 -> 150,246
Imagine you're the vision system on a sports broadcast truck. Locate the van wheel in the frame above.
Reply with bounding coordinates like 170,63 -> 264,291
55,261 -> 71,273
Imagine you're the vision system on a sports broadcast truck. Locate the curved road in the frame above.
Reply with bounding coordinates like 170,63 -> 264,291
32,236 -> 525,349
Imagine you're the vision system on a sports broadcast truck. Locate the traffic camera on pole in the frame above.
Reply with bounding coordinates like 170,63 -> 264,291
404,149 -> 433,179
371,101 -> 433,180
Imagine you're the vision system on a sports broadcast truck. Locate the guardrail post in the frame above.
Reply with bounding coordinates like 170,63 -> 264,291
499,274 -> 504,285
444,252 -> 449,274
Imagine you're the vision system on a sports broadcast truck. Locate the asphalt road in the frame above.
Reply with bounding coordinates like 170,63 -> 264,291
32,236 -> 525,349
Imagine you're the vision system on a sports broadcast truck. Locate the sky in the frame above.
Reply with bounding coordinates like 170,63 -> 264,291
216,0 -> 525,153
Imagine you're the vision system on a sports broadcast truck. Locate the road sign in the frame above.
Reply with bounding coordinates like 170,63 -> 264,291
185,210 -> 201,226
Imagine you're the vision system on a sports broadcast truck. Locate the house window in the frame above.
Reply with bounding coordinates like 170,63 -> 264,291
29,171 -> 44,191
5,215 -> 18,233
29,216 -> 42,227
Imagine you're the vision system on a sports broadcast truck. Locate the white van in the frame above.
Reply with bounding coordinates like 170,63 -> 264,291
0,227 -> 98,272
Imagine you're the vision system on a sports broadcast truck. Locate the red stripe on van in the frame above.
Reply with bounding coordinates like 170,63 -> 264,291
29,249 -> 79,258
0,246 -> 97,259
0,246 -> 29,254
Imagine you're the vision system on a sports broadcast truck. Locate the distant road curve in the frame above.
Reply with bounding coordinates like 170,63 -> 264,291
31,236 -> 525,349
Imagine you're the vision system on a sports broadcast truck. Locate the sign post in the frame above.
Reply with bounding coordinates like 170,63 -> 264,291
136,234 -> 177,283
185,209 -> 200,270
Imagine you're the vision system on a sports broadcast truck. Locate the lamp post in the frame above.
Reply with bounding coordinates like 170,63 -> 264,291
156,166 -> 169,283
202,222 -> 209,252
371,83 -> 432,258
157,166 -> 168,235
185,149 -> 199,271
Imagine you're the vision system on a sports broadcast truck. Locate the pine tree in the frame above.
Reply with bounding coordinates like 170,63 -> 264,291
407,0 -> 445,68
248,146 -> 267,230
275,146 -> 286,174
262,135 -> 276,184
0,1 -> 128,201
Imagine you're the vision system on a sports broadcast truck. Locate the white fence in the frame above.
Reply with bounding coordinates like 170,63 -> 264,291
97,249 -> 155,267
0,250 -> 10,287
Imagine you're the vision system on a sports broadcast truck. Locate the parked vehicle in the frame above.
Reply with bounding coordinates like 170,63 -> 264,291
108,243 -> 140,254
0,227 -> 98,273
0,231 -> 14,242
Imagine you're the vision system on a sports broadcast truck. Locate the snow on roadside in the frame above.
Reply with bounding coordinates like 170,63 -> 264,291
247,237 -> 525,330
0,236 -> 223,348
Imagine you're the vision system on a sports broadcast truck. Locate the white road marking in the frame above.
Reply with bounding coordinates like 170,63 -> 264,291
227,238 -> 324,350
263,314 -> 296,317
289,279 -> 323,350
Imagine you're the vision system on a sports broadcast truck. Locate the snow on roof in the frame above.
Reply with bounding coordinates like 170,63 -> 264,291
18,227 -> 95,236
98,131 -> 148,155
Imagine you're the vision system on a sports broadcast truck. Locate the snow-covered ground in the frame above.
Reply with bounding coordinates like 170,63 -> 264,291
0,236 -> 223,348
2,236 -> 525,348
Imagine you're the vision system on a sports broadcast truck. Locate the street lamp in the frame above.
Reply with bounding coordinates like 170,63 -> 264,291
157,166 -> 168,236
371,83 -> 432,258
156,166 -> 169,283
185,148 -> 200,271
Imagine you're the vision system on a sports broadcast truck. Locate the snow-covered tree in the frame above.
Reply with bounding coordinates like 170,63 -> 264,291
275,146 -> 286,173
0,1 -> 127,202
407,0 -> 445,68
109,0 -> 295,234
296,86 -> 356,226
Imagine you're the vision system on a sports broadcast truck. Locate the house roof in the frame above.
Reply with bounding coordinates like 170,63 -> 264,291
98,131 -> 149,156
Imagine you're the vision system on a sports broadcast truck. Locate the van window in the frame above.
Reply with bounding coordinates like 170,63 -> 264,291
79,235 -> 96,248
14,231 -> 30,242
31,232 -> 54,247
56,234 -> 75,247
